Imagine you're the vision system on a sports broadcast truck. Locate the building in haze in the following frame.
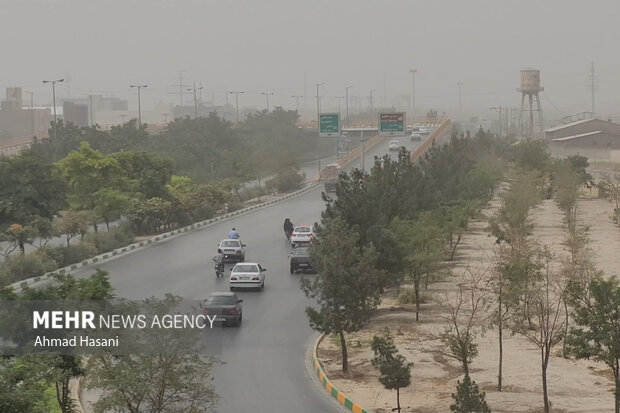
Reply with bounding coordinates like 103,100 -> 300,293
546,118 -> 620,162
0,87 -> 50,141
63,101 -> 88,127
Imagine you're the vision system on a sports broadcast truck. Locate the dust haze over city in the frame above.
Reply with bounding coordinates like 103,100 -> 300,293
2,0 -> 620,123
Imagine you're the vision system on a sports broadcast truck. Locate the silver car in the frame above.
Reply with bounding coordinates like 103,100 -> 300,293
218,239 -> 246,262
230,262 -> 266,291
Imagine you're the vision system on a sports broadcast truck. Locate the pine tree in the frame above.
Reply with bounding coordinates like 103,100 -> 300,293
450,375 -> 491,413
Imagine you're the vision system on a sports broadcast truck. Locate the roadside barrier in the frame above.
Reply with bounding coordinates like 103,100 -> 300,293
312,334 -> 373,413
8,182 -> 321,292
410,119 -> 452,162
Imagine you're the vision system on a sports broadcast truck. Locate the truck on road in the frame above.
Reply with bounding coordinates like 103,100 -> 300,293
320,163 -> 341,193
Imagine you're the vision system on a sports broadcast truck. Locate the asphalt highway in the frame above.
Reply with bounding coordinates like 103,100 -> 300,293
73,131 -> 431,412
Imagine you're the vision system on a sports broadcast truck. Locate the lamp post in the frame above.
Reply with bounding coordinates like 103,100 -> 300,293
25,91 -> 34,137
42,78 -> 64,140
457,82 -> 463,114
316,82 -> 325,172
345,85 -> 353,127
291,95 -> 303,114
130,84 -> 147,128
409,68 -> 417,121
229,91 -> 244,122
187,82 -> 204,119
261,91 -> 274,113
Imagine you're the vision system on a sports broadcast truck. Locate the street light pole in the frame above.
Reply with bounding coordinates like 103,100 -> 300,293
42,78 -> 64,140
409,69 -> 417,121
261,91 -> 274,113
130,84 -> 147,128
345,85 -> 353,127
291,95 -> 303,114
229,91 -> 244,122
457,82 -> 463,114
25,91 -> 34,137
316,82 -> 325,172
187,82 -> 204,119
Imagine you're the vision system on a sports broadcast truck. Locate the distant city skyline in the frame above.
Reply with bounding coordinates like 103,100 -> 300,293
2,0 -> 620,122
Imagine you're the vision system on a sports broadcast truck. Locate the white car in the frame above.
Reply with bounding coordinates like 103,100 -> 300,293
230,262 -> 266,291
218,239 -> 246,262
411,132 -> 422,141
388,140 -> 401,151
419,127 -> 430,136
290,225 -> 313,247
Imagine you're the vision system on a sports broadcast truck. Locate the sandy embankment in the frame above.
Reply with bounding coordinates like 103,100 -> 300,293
318,191 -> 620,413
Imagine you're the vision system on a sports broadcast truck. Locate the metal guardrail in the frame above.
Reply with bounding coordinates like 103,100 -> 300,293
410,119 -> 452,162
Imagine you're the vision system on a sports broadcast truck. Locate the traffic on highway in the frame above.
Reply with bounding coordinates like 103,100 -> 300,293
71,128 -> 436,412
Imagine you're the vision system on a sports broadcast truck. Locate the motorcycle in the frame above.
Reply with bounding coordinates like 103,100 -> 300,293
215,262 -> 225,278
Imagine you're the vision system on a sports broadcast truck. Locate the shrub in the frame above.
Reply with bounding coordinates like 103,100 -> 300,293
43,243 -> 98,268
85,227 -> 134,254
266,167 -> 305,193
398,287 -> 418,304
0,251 -> 58,283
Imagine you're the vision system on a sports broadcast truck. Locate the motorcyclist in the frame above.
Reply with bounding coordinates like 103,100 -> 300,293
228,227 -> 240,239
213,253 -> 225,277
283,218 -> 294,236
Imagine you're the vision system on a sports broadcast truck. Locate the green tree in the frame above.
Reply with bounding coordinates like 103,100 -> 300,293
0,357 -> 57,413
371,330 -> 412,413
450,375 -> 491,413
565,277 -> 620,413
56,142 -> 124,230
54,210 -> 93,246
391,214 -> 445,321
553,160 -> 582,235
511,245 -> 566,413
86,297 -> 219,413
110,151 -> 173,199
301,217 -> 384,373
0,150 -> 66,253
93,188 -> 132,230
440,268 -> 489,377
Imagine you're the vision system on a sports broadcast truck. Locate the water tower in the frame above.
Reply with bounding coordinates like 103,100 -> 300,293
517,69 -> 544,137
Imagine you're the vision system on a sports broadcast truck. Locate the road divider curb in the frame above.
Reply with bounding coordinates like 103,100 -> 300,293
8,182 -> 321,292
312,334 -> 373,413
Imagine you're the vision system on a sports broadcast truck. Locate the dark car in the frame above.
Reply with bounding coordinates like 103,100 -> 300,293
201,292 -> 243,326
289,246 -> 314,274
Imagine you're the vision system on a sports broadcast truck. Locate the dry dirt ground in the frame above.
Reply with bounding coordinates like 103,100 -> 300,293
317,190 -> 620,413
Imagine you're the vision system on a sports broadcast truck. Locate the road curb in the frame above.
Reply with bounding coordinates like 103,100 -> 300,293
312,334 -> 373,413
8,183 -> 320,292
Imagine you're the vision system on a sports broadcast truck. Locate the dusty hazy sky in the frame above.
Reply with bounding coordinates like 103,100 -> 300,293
2,0 -> 619,120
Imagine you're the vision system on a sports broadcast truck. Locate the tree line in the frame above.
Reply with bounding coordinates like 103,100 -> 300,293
303,131 -> 620,413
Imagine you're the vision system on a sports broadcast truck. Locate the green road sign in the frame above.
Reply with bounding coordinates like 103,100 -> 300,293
319,113 -> 340,136
379,112 -> 406,136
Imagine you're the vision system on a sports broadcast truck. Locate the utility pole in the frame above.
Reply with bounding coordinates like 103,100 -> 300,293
588,62 -> 597,116
369,89 -> 375,127
360,130 -> 365,172
383,72 -> 387,108
316,82 -> 325,172
304,72 -> 308,112
187,81 -> 203,119
88,94 -> 95,126
42,78 -> 64,140
345,85 -> 353,128
334,96 -> 344,119
162,113 -> 168,124
229,91 -> 244,122
409,69 -> 417,121
130,84 -> 147,128
291,95 -> 303,114
25,91 -> 34,137
261,91 -> 274,113
457,82 -> 463,114
490,106 -> 503,137
119,114 -> 127,124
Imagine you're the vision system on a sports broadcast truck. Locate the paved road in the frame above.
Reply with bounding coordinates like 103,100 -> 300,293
73,131 -> 431,412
